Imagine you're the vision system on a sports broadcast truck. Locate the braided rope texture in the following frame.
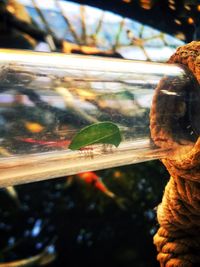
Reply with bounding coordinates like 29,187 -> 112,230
150,41 -> 200,267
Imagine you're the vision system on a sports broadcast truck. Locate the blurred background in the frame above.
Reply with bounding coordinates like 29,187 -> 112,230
0,0 -> 199,266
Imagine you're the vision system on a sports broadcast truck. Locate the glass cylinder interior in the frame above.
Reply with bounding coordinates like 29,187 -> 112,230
0,49 -> 196,187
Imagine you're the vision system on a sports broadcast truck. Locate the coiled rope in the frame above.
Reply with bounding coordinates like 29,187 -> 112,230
150,41 -> 200,267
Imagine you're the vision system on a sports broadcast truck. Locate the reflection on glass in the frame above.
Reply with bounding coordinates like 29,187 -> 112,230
0,49 -> 196,186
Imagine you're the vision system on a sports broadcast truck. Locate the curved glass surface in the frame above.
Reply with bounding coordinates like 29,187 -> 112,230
0,49 -> 196,186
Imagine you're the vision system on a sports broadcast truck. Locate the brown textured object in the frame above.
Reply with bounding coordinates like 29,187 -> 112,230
150,41 -> 200,267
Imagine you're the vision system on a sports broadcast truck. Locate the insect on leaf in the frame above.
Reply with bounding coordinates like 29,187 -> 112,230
69,121 -> 122,150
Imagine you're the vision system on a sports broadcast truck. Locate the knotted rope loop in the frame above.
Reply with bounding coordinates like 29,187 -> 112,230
150,41 -> 200,267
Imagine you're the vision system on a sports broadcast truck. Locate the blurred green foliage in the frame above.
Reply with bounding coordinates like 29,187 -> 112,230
0,160 -> 168,267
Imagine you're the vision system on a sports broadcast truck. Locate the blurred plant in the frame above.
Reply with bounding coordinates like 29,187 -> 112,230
0,160 -> 168,267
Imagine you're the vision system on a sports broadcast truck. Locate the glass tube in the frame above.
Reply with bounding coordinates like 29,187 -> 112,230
0,49 -> 197,187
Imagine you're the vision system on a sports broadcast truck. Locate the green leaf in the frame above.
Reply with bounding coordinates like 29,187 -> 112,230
69,121 -> 122,150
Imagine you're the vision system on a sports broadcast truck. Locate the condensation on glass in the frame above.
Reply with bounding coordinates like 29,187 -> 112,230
0,49 -> 197,187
